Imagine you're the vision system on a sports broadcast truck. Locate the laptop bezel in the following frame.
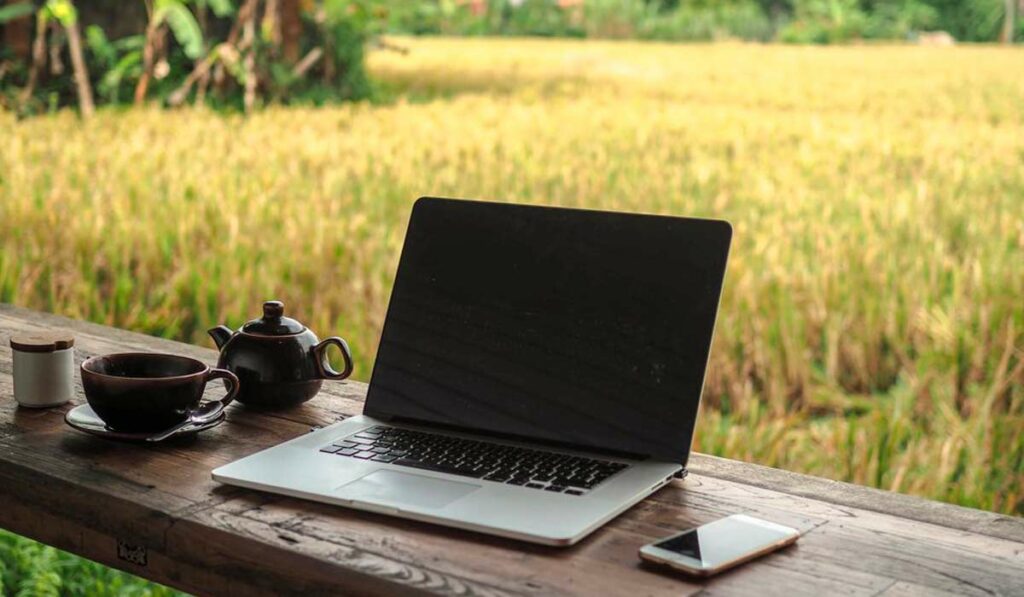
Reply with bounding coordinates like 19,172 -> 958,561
362,197 -> 732,467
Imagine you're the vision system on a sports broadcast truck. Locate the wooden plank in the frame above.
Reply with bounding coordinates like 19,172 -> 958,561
172,507 -> 540,597
1,303 -> 1023,597
647,477 -> 1024,596
688,453 -> 1024,544
877,581 -> 965,597
188,492 -> 702,596
0,492 -> 250,597
179,471 -> 1023,597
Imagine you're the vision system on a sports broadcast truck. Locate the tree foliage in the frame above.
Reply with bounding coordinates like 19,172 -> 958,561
0,0 -> 380,115
378,0 -> 1021,43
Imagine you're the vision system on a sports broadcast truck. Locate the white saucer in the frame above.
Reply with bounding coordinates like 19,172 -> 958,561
64,403 -> 226,442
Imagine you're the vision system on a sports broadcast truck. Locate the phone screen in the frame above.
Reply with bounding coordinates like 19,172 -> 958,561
652,516 -> 795,567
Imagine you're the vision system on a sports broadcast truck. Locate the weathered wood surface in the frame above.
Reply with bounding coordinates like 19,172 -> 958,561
1,303 -> 1022,596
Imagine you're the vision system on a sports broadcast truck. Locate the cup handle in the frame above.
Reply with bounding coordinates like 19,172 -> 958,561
193,367 -> 239,423
313,336 -> 354,380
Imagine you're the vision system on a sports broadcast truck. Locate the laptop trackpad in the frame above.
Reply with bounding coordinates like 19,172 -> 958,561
336,470 -> 481,510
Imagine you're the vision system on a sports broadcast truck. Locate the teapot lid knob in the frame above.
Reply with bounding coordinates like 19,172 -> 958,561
241,300 -> 305,335
263,300 -> 285,319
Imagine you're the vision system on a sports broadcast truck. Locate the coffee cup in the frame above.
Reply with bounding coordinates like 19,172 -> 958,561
81,353 -> 239,433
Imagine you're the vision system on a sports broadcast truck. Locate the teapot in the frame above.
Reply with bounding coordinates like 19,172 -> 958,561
208,301 -> 353,408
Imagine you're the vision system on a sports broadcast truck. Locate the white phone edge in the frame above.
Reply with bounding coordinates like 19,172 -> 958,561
638,514 -> 800,577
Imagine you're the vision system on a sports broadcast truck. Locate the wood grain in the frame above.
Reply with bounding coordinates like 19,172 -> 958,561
1,303 -> 1022,597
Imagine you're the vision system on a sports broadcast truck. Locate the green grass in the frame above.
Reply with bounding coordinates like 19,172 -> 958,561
0,36 -> 1022,592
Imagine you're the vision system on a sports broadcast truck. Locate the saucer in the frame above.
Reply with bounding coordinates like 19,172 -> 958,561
65,404 -> 225,442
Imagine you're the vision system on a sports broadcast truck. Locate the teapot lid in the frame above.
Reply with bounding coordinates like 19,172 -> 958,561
241,301 -> 306,335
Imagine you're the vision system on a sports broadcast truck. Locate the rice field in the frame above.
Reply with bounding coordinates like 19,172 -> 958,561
1,37 -> 1022,515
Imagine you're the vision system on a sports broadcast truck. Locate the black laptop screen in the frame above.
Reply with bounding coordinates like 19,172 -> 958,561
364,198 -> 732,464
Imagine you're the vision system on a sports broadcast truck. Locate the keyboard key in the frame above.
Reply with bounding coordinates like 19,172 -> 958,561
392,458 -> 487,478
565,489 -> 585,496
345,425 -> 630,488
319,445 -> 343,454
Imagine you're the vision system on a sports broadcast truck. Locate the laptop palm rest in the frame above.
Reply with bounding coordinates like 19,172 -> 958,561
336,470 -> 481,510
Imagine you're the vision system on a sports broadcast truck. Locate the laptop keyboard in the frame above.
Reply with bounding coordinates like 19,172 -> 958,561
320,425 -> 629,496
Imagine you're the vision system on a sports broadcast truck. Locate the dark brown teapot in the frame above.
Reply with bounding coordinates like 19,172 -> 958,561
208,301 -> 353,408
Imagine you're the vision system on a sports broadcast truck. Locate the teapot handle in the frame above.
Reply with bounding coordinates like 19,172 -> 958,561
314,337 -> 354,380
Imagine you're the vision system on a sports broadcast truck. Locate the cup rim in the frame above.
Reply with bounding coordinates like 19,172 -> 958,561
81,352 -> 209,381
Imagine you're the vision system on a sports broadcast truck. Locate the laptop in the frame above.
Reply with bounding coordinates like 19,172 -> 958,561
212,197 -> 732,546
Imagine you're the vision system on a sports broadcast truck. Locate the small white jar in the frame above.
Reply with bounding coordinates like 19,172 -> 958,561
10,333 -> 75,408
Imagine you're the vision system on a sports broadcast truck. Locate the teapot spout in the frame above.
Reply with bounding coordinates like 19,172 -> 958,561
208,325 -> 234,350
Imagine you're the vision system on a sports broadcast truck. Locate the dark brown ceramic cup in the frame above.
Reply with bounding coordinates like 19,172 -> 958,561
81,353 -> 239,433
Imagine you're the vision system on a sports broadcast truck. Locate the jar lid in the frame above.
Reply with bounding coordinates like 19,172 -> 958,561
10,332 -> 75,353
240,301 -> 306,335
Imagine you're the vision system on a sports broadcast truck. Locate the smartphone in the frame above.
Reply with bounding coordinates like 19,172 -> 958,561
639,514 -> 799,577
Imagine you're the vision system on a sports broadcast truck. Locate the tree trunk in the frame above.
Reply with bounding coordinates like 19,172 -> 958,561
280,0 -> 302,63
1001,0 -> 1016,43
212,0 -> 259,96
242,2 -> 257,113
264,0 -> 281,49
19,14 -> 48,107
196,1 -> 209,104
321,14 -> 334,84
64,5 -> 94,118
134,0 -> 161,105
48,32 -> 63,75
291,47 -> 321,78
3,0 -> 32,61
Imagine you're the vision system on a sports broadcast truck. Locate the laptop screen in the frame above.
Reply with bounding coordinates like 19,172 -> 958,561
364,198 -> 732,464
